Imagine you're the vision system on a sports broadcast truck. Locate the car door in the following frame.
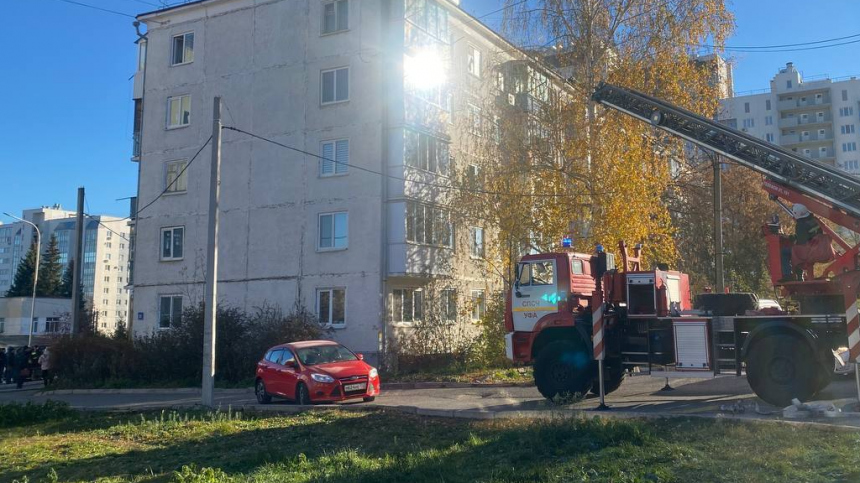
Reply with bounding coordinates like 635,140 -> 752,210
512,260 -> 559,332
277,349 -> 300,400
263,349 -> 284,395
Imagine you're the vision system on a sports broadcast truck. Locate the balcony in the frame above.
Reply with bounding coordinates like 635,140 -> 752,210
782,132 -> 833,145
778,95 -> 832,112
132,132 -> 141,161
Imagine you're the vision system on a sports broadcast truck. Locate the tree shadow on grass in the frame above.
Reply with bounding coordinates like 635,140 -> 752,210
7,410 -> 657,483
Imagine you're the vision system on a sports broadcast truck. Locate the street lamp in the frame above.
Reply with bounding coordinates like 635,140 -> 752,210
3,212 -> 40,347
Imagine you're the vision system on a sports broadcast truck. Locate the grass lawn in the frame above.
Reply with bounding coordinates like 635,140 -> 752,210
383,366 -> 533,384
1,404 -> 859,483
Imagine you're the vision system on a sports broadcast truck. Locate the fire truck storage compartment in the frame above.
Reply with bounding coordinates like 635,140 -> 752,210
673,320 -> 711,370
627,274 -> 657,316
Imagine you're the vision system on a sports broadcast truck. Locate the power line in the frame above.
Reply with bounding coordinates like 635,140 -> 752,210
48,0 -> 137,19
222,126 -> 592,201
699,32 -> 860,51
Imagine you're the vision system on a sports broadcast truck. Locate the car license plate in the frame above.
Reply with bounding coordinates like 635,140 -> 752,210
344,383 -> 366,392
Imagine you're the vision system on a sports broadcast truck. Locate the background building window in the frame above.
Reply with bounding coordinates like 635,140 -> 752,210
319,212 -> 348,249
467,45 -> 481,77
322,0 -> 348,34
167,95 -> 191,128
316,288 -> 346,327
471,290 -> 485,320
441,289 -> 457,321
470,227 -> 484,258
468,103 -> 482,135
321,139 -> 349,176
159,295 -> 183,329
160,226 -> 184,260
404,130 -> 449,175
406,201 -> 452,247
392,288 -> 423,323
171,32 -> 194,65
165,160 -> 188,192
321,67 -> 349,104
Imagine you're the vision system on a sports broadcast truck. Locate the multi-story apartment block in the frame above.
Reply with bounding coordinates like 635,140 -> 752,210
0,206 -> 132,333
719,62 -> 860,174
131,0 -> 570,362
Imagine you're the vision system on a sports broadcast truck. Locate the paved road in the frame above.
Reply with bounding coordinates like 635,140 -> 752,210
2,374 -> 858,422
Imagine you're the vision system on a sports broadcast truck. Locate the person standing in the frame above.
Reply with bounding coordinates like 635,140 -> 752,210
5,348 -> 17,385
0,348 -> 6,384
15,346 -> 30,389
38,348 -> 52,388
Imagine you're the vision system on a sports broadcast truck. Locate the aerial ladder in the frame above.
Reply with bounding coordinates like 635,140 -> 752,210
591,82 -> 860,396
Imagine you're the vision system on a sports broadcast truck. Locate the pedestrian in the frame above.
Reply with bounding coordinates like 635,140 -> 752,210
15,346 -> 30,389
0,348 -> 6,384
6,347 -> 17,385
38,348 -> 52,388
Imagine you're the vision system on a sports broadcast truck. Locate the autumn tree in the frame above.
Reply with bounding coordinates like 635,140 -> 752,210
452,0 -> 733,279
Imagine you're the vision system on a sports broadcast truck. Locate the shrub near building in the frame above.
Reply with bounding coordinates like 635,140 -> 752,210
50,304 -> 327,388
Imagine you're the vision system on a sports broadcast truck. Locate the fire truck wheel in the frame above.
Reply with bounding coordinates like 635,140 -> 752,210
591,362 -> 625,395
534,339 -> 594,401
746,334 -> 818,407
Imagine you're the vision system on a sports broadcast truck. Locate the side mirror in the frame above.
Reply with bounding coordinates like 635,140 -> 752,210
356,353 -> 364,361
284,360 -> 297,369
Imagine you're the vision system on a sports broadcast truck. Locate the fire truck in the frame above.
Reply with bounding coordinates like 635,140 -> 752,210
504,83 -> 860,406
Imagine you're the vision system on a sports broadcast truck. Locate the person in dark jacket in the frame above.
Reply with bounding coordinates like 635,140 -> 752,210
15,346 -> 30,389
0,348 -> 6,384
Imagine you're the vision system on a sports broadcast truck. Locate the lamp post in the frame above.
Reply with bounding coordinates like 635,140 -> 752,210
3,213 -> 40,347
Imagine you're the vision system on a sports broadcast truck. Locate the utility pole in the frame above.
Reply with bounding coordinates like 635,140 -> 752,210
713,157 -> 725,293
202,97 -> 222,407
71,187 -> 85,334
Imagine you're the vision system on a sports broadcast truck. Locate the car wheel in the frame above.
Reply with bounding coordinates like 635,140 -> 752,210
296,382 -> 312,405
255,379 -> 272,405
363,396 -> 376,402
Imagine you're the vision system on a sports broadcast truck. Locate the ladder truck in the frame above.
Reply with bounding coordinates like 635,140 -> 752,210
504,82 -> 860,406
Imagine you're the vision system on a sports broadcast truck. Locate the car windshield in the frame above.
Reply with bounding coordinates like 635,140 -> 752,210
296,344 -> 357,365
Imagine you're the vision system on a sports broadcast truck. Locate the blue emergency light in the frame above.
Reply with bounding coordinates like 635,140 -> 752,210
561,237 -> 572,248
596,244 -> 604,253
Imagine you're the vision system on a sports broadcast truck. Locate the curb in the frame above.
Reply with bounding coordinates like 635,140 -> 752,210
383,382 -> 534,390
36,383 -> 532,396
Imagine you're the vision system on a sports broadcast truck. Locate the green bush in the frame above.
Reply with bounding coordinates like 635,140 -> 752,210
471,294 -> 510,368
50,303 -> 326,387
0,401 -> 77,428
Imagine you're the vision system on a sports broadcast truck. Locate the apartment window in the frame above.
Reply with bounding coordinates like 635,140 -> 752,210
0,317 -> 4,334
467,164 -> 480,187
766,133 -> 774,143
104,265 -> 111,271
159,295 -> 183,329
844,142 -> 858,152
803,149 -> 811,156
322,0 -> 348,34
167,95 -> 191,128
842,125 -> 856,135
471,290 -> 485,320
840,107 -> 855,117
470,227 -> 484,258
744,102 -> 750,113
765,116 -> 773,126
104,276 -> 110,282
845,160 -> 859,171
441,289 -> 457,321
171,32 -> 194,65
104,288 -> 110,294
787,80 -> 792,88
320,139 -> 349,176
137,39 -> 147,72
160,226 -> 184,260
165,160 -> 189,192
495,70 -> 505,91
392,288 -> 423,323
318,212 -> 348,250
468,103 -> 482,135
742,118 -> 754,129
493,115 -> 501,144
45,317 -> 60,333
406,201 -> 453,247
404,130 -> 450,175
467,45 -> 481,77
405,0 -> 449,40
818,129 -> 826,138
316,288 -> 346,327
843,90 -> 849,102
765,99 -> 771,110
321,67 -> 349,104
820,147 -> 828,156
32,319 -> 38,334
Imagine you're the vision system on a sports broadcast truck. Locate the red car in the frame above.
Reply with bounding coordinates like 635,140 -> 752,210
254,340 -> 380,405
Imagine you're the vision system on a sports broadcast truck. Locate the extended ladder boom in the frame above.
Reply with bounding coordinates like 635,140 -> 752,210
592,83 -> 860,219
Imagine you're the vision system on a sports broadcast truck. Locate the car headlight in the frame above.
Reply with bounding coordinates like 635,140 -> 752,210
369,368 -> 378,378
311,373 -> 335,383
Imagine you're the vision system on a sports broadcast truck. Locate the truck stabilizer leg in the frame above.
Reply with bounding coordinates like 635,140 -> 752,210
660,377 -> 674,392
594,359 -> 611,411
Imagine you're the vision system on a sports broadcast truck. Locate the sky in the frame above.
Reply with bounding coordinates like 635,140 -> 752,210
1,0 -> 858,221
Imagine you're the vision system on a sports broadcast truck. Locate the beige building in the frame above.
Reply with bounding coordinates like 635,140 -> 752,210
0,297 -> 72,347
130,0 -> 568,363
0,206 -> 131,334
